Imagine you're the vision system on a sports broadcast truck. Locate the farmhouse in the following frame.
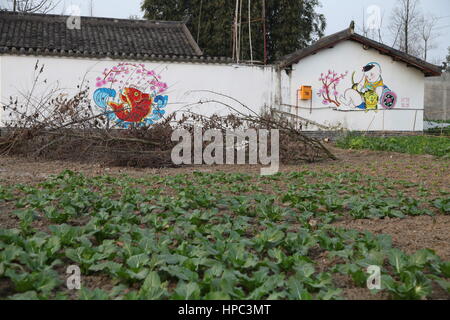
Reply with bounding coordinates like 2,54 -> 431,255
276,27 -> 442,132
0,11 -> 442,132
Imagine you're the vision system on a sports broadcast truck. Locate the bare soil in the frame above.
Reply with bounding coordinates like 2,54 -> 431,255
1,145 -> 448,185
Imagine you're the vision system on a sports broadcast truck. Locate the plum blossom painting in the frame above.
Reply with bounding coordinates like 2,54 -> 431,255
93,63 -> 169,128
317,70 -> 348,107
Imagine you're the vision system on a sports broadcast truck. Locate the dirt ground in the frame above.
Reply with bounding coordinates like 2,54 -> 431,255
0,145 -> 449,300
0,145 -> 448,182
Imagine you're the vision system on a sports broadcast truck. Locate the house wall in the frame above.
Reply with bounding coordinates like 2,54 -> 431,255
0,55 -> 275,126
283,41 -> 425,131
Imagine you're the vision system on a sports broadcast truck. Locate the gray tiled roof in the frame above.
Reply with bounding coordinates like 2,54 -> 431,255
0,11 -> 232,63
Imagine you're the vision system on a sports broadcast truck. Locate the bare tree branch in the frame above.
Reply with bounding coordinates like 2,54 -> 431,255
389,0 -> 422,57
417,14 -> 439,61
7,0 -> 61,14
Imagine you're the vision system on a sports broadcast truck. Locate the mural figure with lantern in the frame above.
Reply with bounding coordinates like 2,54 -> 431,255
339,62 -> 397,111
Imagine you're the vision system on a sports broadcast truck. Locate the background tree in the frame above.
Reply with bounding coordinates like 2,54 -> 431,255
389,0 -> 442,62
2,0 -> 60,13
141,0 -> 326,63
389,0 -> 422,56
417,15 -> 439,62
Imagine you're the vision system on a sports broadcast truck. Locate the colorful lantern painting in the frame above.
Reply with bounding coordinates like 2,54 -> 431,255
93,63 -> 169,127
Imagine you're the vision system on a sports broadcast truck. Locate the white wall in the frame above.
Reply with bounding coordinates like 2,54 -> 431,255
282,41 -> 425,131
0,42 -> 427,132
0,55 -> 275,126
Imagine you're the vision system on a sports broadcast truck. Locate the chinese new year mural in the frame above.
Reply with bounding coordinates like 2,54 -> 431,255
93,63 -> 169,127
318,62 -> 397,111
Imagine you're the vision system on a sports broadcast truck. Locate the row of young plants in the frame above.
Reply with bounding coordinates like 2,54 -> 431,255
0,170 -> 449,300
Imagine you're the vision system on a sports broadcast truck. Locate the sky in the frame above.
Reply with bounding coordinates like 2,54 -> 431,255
317,0 -> 450,64
9,0 -> 450,63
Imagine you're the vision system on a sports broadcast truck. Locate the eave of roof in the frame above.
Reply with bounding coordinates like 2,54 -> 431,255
277,27 -> 442,77
0,46 -> 234,64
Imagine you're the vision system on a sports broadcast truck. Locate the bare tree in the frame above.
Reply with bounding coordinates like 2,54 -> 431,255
7,0 -> 60,14
417,15 -> 439,62
389,0 -> 422,56
89,0 -> 93,17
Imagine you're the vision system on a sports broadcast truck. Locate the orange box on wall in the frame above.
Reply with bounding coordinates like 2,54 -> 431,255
298,86 -> 312,100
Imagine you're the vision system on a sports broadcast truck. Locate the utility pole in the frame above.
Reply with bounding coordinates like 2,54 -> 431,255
232,0 -> 268,64
232,0 -> 239,61
13,0 -> 17,12
248,0 -> 253,63
262,0 -> 267,65
90,0 -> 94,16
196,0 -> 203,44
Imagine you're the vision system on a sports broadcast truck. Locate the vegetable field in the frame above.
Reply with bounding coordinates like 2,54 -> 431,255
1,156 -> 449,300
336,135 -> 450,158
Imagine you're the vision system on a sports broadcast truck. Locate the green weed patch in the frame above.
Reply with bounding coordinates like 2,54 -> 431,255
336,135 -> 450,157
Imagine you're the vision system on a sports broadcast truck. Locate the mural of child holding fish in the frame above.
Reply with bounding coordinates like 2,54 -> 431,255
318,62 -> 397,111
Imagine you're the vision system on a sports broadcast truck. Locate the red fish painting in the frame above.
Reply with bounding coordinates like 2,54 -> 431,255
107,87 -> 153,123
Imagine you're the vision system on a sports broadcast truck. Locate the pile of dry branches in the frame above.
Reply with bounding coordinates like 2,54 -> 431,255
0,65 -> 335,168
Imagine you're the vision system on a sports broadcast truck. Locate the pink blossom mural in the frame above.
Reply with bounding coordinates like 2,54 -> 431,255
95,63 -> 168,94
317,70 -> 348,107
